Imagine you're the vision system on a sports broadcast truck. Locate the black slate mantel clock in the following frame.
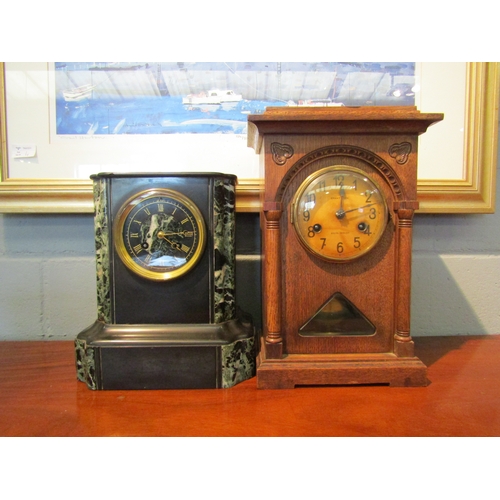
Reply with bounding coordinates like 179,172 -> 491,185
248,106 -> 443,389
75,172 -> 255,390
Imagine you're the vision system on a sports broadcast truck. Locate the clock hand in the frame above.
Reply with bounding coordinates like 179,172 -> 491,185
156,231 -> 182,250
158,230 -> 189,237
335,185 -> 347,219
336,202 -> 377,220
158,231 -> 188,239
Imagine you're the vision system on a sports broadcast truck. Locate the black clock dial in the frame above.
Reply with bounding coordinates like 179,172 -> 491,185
114,188 -> 206,281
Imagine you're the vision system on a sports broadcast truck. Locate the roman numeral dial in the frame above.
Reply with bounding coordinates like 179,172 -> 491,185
114,188 -> 206,280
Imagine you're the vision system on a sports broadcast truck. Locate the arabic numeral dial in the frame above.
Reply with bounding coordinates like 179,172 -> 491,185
291,165 -> 389,261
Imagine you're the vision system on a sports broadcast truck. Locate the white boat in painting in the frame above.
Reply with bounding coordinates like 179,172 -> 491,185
182,89 -> 242,105
288,99 -> 344,107
63,83 -> 95,102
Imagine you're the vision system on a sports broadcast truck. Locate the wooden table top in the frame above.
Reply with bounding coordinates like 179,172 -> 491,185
1,336 -> 500,436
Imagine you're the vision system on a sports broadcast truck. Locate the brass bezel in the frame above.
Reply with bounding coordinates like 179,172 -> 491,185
292,165 -> 389,262
114,188 -> 206,281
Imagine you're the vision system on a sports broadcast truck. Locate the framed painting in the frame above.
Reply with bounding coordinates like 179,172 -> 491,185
0,62 -> 497,213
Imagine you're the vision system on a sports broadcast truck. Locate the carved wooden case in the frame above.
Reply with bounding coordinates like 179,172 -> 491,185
248,107 -> 443,388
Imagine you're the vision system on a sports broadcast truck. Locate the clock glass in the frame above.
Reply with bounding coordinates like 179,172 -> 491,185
292,166 -> 388,261
114,188 -> 206,280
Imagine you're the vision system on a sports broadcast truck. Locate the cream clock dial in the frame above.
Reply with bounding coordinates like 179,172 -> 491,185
292,166 -> 388,261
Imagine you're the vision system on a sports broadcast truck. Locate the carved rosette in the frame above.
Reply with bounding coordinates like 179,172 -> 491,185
271,142 -> 294,165
213,178 -> 236,323
93,178 -> 111,323
389,142 -> 412,164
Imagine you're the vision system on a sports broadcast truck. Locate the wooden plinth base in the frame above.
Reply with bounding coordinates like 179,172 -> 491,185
257,340 -> 429,389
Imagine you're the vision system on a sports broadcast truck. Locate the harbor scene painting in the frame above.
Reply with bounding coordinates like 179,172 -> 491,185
54,62 -> 416,136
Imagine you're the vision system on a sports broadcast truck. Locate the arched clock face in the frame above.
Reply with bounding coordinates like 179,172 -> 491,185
292,166 -> 388,261
114,188 -> 206,281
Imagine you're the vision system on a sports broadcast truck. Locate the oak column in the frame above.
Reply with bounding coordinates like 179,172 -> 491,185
263,201 -> 283,359
393,202 -> 418,357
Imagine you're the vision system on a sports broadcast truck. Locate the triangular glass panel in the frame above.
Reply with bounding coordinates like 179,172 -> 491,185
299,292 -> 376,337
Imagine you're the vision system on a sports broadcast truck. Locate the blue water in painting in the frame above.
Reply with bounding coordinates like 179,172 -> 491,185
55,62 -> 415,135
56,96 -> 277,135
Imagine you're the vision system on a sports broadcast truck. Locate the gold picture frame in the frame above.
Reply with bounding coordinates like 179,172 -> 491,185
0,62 -> 497,214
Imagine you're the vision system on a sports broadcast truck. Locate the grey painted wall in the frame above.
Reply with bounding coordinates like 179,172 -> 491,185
1,160 -> 499,341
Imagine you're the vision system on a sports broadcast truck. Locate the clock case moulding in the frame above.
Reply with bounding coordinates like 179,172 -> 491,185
75,172 -> 255,390
248,106 -> 444,389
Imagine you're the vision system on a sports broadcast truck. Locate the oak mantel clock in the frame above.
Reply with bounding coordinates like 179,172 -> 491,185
248,107 -> 443,388
75,172 -> 255,390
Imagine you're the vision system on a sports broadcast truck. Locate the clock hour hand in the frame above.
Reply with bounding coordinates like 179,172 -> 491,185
158,230 -> 188,238
335,185 -> 347,219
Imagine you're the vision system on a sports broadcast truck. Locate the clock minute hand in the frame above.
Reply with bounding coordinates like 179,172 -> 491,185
336,202 -> 377,220
157,231 -> 182,250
